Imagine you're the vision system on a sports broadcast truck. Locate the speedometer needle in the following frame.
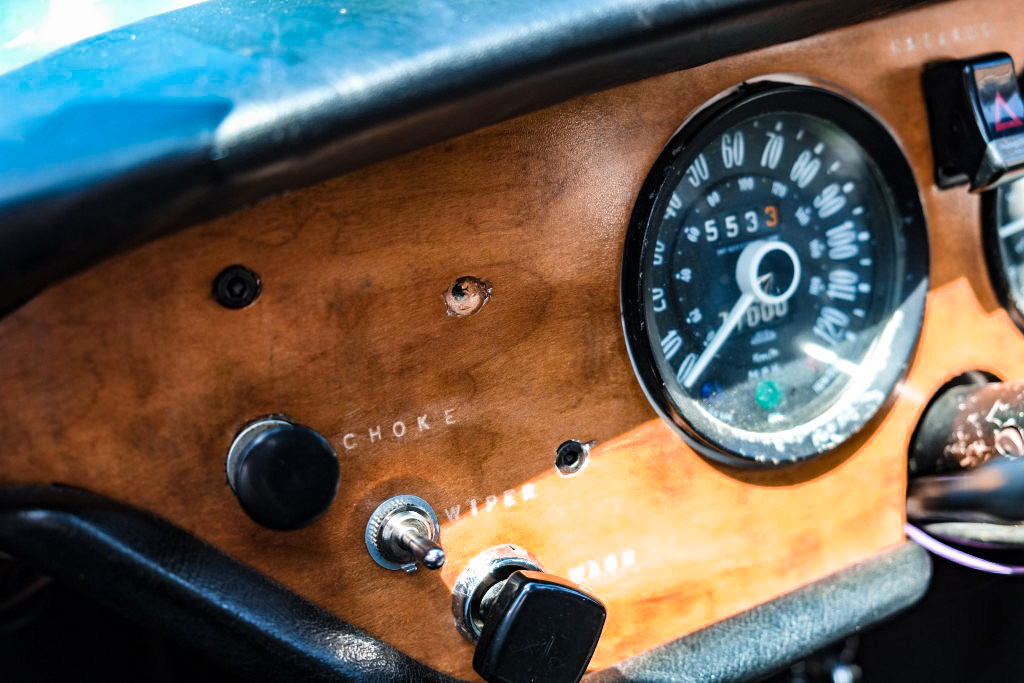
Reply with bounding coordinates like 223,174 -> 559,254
682,291 -> 755,389
681,239 -> 801,390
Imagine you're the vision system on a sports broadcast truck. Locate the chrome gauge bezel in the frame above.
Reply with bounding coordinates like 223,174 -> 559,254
620,82 -> 929,467
982,180 -> 1024,334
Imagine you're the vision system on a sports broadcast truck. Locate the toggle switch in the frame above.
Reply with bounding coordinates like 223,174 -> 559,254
908,377 -> 1024,525
924,52 -> 1024,191
365,495 -> 445,572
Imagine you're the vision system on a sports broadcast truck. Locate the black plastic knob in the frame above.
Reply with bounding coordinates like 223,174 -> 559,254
227,419 -> 339,530
473,570 -> 605,683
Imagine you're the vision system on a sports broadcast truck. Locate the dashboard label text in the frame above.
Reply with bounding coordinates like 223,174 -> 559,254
340,407 -> 457,451
569,550 -> 637,584
443,483 -> 538,521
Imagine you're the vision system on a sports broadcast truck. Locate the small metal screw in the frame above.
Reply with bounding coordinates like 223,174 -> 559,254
213,265 -> 262,309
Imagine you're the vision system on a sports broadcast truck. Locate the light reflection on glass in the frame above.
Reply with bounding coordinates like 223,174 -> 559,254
1,0 -> 207,75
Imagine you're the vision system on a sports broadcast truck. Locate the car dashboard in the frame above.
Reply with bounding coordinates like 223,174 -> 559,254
1,0 -> 1023,681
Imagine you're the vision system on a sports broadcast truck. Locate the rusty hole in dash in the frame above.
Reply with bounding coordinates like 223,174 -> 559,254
443,276 -> 492,317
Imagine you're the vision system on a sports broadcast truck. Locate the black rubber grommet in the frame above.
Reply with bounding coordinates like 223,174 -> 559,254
213,265 -> 262,309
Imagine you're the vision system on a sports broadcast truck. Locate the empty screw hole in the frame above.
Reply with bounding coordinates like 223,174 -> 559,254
555,440 -> 592,475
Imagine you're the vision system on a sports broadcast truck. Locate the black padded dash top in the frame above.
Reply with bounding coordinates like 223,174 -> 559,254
0,0 -> 939,317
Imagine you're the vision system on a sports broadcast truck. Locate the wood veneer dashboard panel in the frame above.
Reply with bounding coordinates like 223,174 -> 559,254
1,0 -> 1021,677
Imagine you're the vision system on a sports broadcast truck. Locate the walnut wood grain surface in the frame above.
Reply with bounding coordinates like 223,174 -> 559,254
1,0 -> 1021,678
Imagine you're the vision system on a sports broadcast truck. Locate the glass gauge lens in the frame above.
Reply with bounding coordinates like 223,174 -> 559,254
621,84 -> 928,466
984,177 -> 1024,332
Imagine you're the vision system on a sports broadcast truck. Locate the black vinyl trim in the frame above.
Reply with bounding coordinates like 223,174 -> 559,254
0,0 -> 940,316
0,486 -> 464,683
590,542 -> 932,683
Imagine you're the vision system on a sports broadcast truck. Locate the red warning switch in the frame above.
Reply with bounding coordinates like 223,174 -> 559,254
923,52 -> 1024,190
972,55 -> 1024,139
994,92 -> 1024,132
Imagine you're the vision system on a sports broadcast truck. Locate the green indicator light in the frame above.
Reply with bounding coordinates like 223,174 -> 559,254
755,380 -> 783,411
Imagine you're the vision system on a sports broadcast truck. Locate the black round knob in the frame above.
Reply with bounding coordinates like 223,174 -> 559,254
227,418 -> 339,530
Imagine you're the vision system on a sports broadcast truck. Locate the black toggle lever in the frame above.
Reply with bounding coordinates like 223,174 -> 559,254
908,377 -> 1024,526
908,455 -> 1024,524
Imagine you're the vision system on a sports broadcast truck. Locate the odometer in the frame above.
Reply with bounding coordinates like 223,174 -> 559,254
621,84 -> 928,466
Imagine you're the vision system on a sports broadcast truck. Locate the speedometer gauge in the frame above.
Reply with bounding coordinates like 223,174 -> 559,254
621,84 -> 928,466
